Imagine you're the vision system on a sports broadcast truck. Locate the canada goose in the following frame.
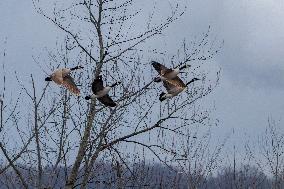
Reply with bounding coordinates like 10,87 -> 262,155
159,76 -> 200,101
45,66 -> 83,95
85,75 -> 121,107
151,61 -> 190,82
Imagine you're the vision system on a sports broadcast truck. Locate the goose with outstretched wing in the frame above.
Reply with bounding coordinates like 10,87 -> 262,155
85,75 -> 121,107
45,66 -> 83,95
159,76 -> 200,101
151,61 -> 190,82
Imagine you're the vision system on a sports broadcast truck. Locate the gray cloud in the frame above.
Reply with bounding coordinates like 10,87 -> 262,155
216,0 -> 284,89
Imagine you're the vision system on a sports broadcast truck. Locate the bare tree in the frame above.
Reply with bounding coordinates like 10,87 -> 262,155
0,0 -> 222,188
213,164 -> 269,189
246,118 -> 284,189
175,126 -> 227,189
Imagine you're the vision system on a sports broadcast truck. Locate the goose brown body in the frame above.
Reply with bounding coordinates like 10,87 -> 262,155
163,76 -> 186,96
159,76 -> 200,101
46,67 -> 82,96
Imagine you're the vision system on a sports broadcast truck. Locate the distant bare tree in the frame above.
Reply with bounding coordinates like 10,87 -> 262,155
246,118 -> 284,189
175,126 -> 227,189
213,164 -> 269,189
0,0 -> 222,188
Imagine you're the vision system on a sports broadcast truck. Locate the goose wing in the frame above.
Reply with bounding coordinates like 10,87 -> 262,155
152,61 -> 172,75
62,75 -> 80,95
92,76 -> 104,94
162,76 -> 186,94
97,94 -> 116,107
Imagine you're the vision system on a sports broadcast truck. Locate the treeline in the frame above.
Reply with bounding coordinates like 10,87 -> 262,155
0,163 -> 282,189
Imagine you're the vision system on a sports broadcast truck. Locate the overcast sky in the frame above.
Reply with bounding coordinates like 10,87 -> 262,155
1,0 -> 284,163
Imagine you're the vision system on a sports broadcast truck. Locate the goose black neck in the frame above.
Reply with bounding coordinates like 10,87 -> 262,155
110,82 -> 121,87
70,66 -> 83,71
186,78 -> 200,86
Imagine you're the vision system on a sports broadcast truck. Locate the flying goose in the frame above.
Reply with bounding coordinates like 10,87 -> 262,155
159,76 -> 200,101
151,61 -> 190,82
45,66 -> 83,95
85,75 -> 121,107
